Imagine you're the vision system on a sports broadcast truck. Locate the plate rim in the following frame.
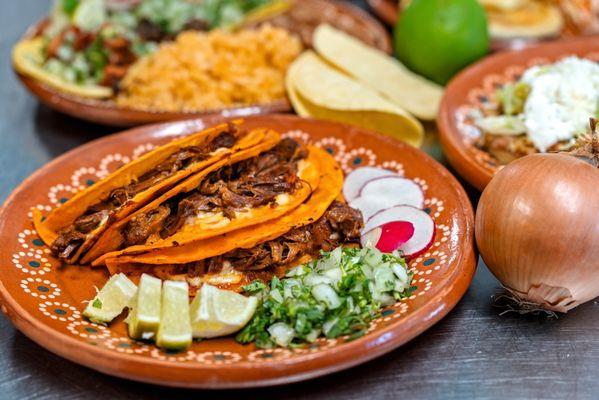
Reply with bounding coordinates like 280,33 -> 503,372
0,115 -> 476,388
437,35 -> 599,191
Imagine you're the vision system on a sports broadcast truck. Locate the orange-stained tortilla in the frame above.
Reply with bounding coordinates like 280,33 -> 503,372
90,143 -> 323,265
95,147 -> 342,277
81,129 -> 281,264
32,120 -> 271,264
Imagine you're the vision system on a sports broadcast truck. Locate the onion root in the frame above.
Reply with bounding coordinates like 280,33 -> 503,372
492,286 -> 558,318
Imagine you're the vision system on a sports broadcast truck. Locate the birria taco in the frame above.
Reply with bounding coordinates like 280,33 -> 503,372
34,120 -> 270,264
97,147 -> 364,292
86,136 -> 322,265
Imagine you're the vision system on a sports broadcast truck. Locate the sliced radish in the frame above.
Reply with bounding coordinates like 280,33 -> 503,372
343,167 -> 396,202
361,221 -> 415,253
350,197 -> 392,222
363,206 -> 435,257
359,177 -> 424,209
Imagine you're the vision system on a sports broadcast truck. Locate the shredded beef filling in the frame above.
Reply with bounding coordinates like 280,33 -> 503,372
122,138 -> 308,247
164,201 -> 363,278
50,125 -> 239,261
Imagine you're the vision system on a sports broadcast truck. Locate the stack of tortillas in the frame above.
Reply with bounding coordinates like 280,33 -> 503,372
286,24 -> 444,148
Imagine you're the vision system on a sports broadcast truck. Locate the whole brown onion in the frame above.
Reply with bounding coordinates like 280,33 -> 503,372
475,122 -> 599,312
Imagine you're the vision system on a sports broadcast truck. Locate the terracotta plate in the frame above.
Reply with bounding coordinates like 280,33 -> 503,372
437,36 -> 599,191
15,0 -> 391,127
367,0 -> 398,27
0,115 -> 475,388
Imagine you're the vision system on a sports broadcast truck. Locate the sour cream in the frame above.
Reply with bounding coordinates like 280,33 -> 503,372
520,56 -> 599,152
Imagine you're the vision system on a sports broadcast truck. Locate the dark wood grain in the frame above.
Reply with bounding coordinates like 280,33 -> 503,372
1,1 -> 598,399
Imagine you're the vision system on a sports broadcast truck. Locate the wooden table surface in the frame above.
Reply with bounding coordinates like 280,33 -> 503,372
2,1 -> 598,399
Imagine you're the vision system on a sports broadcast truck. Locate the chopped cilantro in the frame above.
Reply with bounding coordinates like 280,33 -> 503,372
92,298 -> 103,309
236,247 -> 414,349
241,281 -> 267,295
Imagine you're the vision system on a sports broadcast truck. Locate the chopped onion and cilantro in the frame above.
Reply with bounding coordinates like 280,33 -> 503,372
236,246 -> 414,349
475,57 -> 599,153
40,0 -> 281,87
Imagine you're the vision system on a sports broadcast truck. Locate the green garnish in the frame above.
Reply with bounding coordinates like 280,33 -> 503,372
92,298 -> 102,309
236,247 -> 414,349
241,280 -> 268,295
62,0 -> 80,16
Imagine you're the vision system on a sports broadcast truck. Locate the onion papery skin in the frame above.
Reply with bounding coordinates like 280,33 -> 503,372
475,153 -> 599,312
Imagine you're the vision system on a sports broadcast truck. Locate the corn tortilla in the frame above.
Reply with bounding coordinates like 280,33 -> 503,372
13,38 -> 113,99
313,24 -> 443,120
287,51 -> 424,147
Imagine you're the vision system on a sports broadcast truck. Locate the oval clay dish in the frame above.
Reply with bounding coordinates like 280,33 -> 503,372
0,115 -> 475,388
437,36 -> 599,191
14,0 -> 391,127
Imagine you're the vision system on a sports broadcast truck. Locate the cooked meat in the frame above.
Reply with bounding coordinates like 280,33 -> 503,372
208,128 -> 237,151
73,210 -> 109,234
124,206 -> 171,246
198,200 -> 363,274
116,202 -> 363,291
183,19 -> 209,32
136,19 -> 166,42
477,133 -> 537,165
50,128 -> 239,261
51,227 -> 86,260
121,138 -> 308,246
477,133 -> 569,165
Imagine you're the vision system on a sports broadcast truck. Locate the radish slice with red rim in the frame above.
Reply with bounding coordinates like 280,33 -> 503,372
343,167 -> 396,202
361,221 -> 415,253
358,176 -> 424,210
363,205 -> 435,257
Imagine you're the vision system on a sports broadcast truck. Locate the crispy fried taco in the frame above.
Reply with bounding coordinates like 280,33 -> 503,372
97,147 -> 364,292
33,120 -> 269,264
86,137 -> 322,265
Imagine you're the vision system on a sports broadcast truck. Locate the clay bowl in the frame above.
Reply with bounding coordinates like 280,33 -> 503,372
14,0 -> 391,127
437,36 -> 599,191
0,115 -> 476,388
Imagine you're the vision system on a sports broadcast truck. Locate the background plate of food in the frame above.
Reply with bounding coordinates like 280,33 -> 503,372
437,35 -> 599,191
369,0 -> 599,51
0,115 -> 475,388
12,0 -> 391,126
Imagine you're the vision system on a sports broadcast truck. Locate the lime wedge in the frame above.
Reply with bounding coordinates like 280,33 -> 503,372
156,281 -> 192,350
83,273 -> 137,324
190,284 -> 258,339
72,0 -> 107,31
127,274 -> 161,340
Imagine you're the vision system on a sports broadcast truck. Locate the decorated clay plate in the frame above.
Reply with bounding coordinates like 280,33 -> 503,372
437,36 -> 599,191
0,115 -> 475,388
15,0 -> 391,127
